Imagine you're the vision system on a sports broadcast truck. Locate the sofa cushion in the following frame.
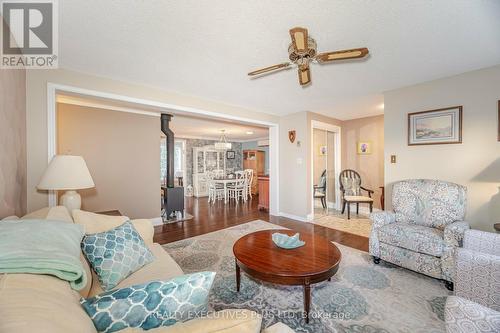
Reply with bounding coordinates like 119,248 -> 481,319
0,273 -> 96,333
73,210 -> 128,234
81,272 -> 215,333
378,223 -> 445,257
73,210 -> 154,245
82,221 -> 154,291
89,243 -> 184,297
20,206 -> 73,223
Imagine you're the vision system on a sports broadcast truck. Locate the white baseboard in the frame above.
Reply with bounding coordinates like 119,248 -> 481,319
150,217 -> 163,226
278,212 -> 312,222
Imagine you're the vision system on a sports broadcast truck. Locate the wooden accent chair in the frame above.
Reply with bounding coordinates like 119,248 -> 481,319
314,170 -> 327,209
339,169 -> 374,219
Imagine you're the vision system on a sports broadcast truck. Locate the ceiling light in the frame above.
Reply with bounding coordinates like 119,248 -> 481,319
246,131 -> 254,135
215,130 -> 232,150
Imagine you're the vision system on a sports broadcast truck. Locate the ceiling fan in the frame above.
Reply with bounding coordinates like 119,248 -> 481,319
248,27 -> 369,86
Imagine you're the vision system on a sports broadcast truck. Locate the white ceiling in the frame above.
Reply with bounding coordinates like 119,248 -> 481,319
57,94 -> 269,141
58,1 -> 500,120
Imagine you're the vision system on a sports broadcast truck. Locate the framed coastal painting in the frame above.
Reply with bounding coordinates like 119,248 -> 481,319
357,141 -> 372,154
408,106 -> 462,146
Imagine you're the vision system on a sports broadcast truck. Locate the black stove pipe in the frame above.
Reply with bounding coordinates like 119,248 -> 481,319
160,114 -> 175,188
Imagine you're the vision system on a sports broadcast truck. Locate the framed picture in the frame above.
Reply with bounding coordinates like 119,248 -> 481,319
357,141 -> 372,154
408,106 -> 462,146
226,150 -> 235,159
319,145 -> 327,155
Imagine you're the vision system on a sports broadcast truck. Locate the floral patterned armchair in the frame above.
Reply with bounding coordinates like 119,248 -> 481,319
444,229 -> 500,332
369,179 -> 469,290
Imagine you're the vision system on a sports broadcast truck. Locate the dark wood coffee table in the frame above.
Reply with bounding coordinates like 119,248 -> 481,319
233,229 -> 342,323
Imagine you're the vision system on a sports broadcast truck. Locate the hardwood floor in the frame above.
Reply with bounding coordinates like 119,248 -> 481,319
154,196 -> 369,252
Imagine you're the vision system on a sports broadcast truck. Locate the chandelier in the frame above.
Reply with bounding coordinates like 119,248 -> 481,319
215,130 -> 232,150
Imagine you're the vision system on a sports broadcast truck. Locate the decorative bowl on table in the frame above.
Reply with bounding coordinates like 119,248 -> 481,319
272,232 -> 305,249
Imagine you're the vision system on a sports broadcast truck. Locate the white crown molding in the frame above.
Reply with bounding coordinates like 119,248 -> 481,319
175,135 -> 257,143
239,136 -> 269,143
57,96 -> 161,117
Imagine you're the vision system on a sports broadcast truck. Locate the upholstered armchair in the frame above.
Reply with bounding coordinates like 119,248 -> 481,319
369,179 -> 469,290
444,229 -> 500,332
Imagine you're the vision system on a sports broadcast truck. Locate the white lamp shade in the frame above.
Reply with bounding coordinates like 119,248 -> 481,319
38,155 -> 95,190
214,142 -> 232,150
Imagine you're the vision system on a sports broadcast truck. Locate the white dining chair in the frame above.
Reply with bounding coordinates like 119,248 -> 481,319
244,169 -> 254,199
228,177 -> 247,203
206,171 -> 224,204
213,169 -> 225,178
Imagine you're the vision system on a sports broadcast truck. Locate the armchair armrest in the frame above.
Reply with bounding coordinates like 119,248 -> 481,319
463,229 -> 500,256
455,247 -> 500,311
445,296 -> 500,332
369,211 -> 396,257
360,186 -> 374,194
443,221 -> 470,248
369,211 -> 396,229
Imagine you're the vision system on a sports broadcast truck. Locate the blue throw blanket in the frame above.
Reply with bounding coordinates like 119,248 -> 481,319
0,219 -> 86,290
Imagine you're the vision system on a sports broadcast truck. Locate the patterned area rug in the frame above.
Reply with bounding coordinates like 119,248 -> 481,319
163,220 -> 449,333
313,208 -> 372,238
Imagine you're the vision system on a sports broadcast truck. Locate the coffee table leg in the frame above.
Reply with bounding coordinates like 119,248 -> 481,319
235,260 -> 241,292
303,281 -> 311,323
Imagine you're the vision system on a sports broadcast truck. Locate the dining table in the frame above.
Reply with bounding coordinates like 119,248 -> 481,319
213,176 -> 239,203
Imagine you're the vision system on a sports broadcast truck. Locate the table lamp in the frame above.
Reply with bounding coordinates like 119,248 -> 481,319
38,155 -> 95,212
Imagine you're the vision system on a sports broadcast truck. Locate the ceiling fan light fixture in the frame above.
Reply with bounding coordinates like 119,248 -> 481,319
248,27 -> 369,86
298,65 -> 311,86
289,27 -> 308,53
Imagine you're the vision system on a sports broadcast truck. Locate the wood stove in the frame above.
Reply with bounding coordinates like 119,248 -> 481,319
161,114 -> 185,219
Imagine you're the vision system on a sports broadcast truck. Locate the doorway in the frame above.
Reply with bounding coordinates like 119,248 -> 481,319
47,84 -> 280,220
311,121 -> 341,219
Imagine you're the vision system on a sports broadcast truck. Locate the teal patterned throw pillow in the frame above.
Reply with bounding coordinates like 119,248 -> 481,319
80,272 -> 216,333
81,221 -> 154,291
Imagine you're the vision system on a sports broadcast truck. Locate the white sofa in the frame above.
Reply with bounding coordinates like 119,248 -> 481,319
0,207 -> 293,333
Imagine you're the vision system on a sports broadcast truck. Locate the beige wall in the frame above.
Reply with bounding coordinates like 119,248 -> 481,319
57,103 -> 160,219
384,64 -> 500,231
279,112 -> 310,218
341,115 -> 385,209
26,69 -> 279,212
0,69 -> 27,218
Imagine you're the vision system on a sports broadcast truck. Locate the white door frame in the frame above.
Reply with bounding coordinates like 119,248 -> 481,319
310,120 -> 341,218
47,83 -> 280,216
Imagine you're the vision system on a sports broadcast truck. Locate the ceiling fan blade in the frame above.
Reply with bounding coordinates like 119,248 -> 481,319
289,27 -> 308,53
248,62 -> 291,76
298,64 -> 311,86
316,47 -> 369,63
